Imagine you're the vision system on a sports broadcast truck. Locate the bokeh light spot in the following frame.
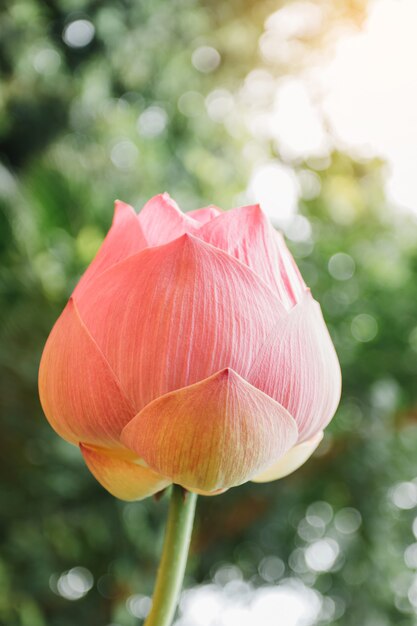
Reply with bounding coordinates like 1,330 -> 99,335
306,501 -> 333,525
53,566 -> 94,601
63,19 -> 95,48
137,106 -> 168,138
127,594 -> 152,618
192,46 -> 221,73
178,92 -> 205,117
206,90 -> 234,122
390,482 -> 417,510
258,556 -> 285,583
404,544 -> 417,569
305,539 -> 340,572
328,253 -> 356,281
351,314 -> 378,342
334,508 -> 362,535
110,140 -> 139,170
33,48 -> 61,74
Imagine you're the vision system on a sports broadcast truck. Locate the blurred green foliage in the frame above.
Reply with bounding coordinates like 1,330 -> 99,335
1,1 -> 417,625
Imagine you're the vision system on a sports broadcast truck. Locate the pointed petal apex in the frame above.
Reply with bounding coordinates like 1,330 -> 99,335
252,432 -> 324,482
120,368 -> 298,493
113,199 -> 137,224
80,444 -> 170,501
73,200 -> 147,300
196,203 -> 306,306
138,193 -> 197,246
188,205 -> 223,224
77,235 -> 285,411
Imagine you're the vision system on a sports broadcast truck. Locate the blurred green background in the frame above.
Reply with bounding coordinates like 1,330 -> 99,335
2,1 -> 417,625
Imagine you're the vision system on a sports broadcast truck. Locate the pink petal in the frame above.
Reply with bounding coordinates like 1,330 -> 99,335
252,431 -> 324,483
120,368 -> 298,493
195,204 -> 307,308
80,443 -> 170,501
75,233 -> 287,413
274,229 -> 307,306
138,193 -> 198,245
187,205 -> 222,224
248,293 -> 341,441
73,200 -> 148,300
38,299 -> 136,445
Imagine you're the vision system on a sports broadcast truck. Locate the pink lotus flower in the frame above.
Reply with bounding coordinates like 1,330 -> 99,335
38,194 -> 341,500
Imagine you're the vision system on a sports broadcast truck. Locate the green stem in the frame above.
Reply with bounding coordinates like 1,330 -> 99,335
144,485 -> 197,626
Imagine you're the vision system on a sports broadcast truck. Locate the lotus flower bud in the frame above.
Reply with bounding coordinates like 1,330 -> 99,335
39,194 -> 341,500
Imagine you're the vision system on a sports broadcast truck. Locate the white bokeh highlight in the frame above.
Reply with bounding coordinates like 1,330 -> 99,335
245,0 -> 417,220
319,0 -> 417,211
176,578 -> 323,626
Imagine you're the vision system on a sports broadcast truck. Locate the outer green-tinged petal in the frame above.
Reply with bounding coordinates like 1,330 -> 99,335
252,432 -> 324,483
80,443 -> 170,501
191,486 -> 228,496
196,204 -> 307,308
248,293 -> 341,441
76,234 -> 287,413
120,368 -> 298,493
38,299 -> 136,445
138,193 -> 198,246
73,200 -> 147,299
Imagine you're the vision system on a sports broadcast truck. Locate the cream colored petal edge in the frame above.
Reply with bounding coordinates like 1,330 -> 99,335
80,443 -> 171,501
251,431 -> 324,483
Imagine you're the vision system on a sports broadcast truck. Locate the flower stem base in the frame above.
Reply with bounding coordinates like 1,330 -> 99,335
144,485 -> 197,626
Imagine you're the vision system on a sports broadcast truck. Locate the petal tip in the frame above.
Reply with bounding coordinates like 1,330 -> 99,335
247,202 -> 263,214
154,191 -> 171,203
215,367 -> 240,384
121,368 -> 298,493
113,199 -> 136,223
176,231 -> 200,248
149,192 -> 180,211
236,203 -> 265,220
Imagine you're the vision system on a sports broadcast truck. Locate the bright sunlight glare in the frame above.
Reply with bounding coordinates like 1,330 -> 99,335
245,0 -> 417,220
320,0 -> 417,211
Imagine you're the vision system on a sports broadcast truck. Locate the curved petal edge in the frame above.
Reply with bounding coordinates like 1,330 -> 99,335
195,204 -> 308,307
138,193 -> 197,246
73,200 -> 147,300
80,443 -> 171,501
38,298 -> 136,445
251,431 -> 324,483
248,294 -> 341,441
